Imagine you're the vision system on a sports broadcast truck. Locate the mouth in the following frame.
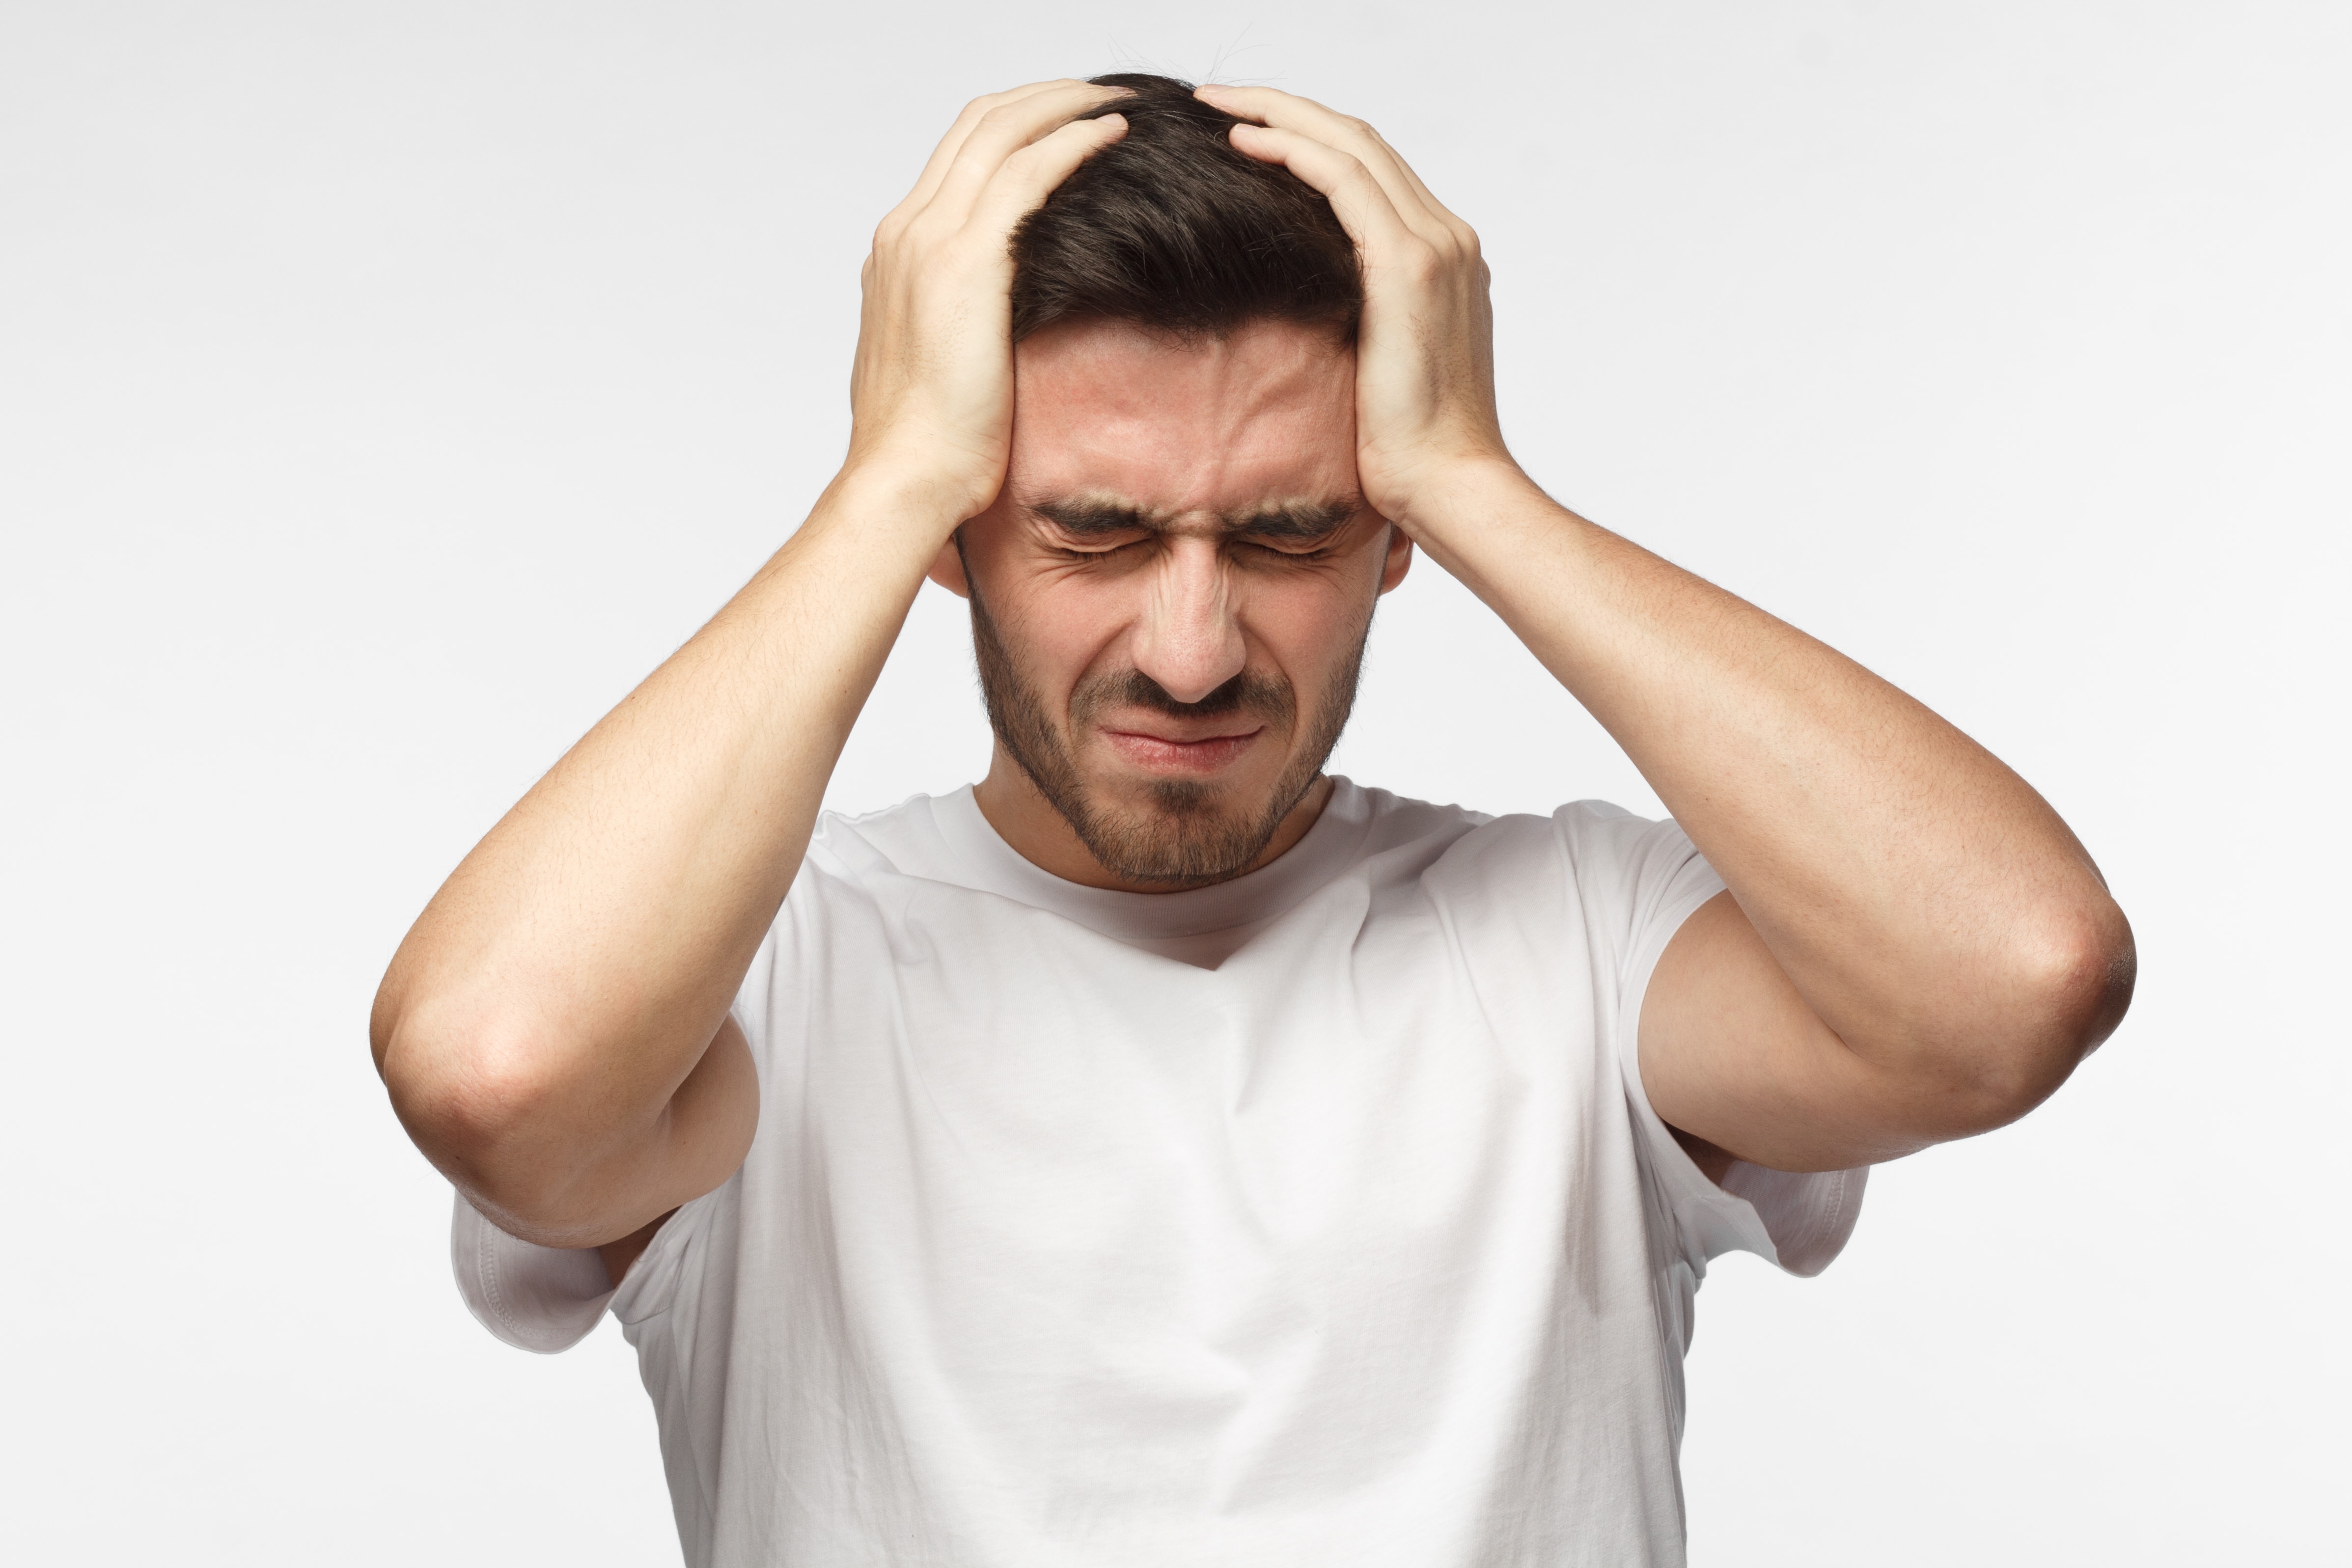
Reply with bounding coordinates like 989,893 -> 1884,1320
1096,721 -> 1266,776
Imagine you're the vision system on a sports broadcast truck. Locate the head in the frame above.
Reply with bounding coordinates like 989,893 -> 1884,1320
929,74 -> 1410,890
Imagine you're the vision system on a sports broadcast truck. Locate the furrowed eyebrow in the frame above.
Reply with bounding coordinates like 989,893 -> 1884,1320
1026,495 -> 1363,540
1030,499 -> 1155,537
1227,497 -> 1362,539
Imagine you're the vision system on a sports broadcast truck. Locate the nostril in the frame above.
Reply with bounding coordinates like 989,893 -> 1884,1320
1138,635 -> 1246,706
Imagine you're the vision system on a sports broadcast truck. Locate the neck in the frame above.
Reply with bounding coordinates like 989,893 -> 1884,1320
971,745 -> 1334,893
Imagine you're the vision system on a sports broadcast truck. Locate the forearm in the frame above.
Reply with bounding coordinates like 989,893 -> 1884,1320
1197,83 -> 2130,1155
372,465 -> 957,1231
371,79 -> 1135,1238
1409,462 -> 2131,1093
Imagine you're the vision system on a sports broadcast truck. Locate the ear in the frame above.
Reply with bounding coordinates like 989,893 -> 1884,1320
1377,523 -> 1414,595
926,534 -> 971,598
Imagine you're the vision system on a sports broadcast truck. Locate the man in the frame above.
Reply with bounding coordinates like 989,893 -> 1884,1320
373,74 -> 2133,1566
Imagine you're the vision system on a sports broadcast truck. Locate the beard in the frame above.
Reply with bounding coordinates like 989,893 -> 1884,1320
965,578 -> 1370,889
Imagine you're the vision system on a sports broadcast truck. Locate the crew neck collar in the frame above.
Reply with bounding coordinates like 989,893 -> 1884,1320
927,777 -> 1375,940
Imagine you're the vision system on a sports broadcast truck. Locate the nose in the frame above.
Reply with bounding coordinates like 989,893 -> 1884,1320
1130,535 -> 1246,705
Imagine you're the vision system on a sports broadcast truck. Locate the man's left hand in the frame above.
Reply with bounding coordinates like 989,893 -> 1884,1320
1197,84 -> 1515,536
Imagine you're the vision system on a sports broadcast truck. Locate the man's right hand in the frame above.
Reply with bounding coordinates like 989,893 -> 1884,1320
370,82 -> 1124,1259
845,81 -> 1128,528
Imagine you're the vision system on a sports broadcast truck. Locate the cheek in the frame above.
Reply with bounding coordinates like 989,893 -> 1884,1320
991,570 -> 1135,695
1234,566 -> 1381,685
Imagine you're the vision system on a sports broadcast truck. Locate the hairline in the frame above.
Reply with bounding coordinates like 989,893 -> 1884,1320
1010,308 -> 1359,351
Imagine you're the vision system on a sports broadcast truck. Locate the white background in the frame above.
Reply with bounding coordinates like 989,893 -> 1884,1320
4,2 -> 2344,1562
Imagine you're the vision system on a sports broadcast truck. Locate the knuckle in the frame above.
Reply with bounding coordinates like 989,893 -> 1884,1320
992,145 -> 1047,185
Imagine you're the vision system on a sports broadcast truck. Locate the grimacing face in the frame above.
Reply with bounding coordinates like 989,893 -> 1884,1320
928,316 -> 1414,889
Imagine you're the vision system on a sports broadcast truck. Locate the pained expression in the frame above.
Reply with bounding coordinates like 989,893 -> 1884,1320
933,317 -> 1413,887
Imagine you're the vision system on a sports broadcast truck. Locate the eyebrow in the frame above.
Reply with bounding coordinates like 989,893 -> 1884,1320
1029,495 -> 1364,540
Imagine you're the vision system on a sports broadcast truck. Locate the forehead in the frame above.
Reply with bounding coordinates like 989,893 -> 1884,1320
1008,318 -> 1357,515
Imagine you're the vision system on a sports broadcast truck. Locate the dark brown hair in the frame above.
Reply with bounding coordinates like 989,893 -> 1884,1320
1008,73 -> 1362,344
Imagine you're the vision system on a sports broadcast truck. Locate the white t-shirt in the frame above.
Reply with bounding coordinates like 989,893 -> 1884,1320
452,779 -> 1866,1567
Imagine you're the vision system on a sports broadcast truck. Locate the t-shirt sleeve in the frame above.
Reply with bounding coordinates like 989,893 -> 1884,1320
446,937 -> 775,1353
450,1189 -> 616,1354
1563,801 -> 1869,1278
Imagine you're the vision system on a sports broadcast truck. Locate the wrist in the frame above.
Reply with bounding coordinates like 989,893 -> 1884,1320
811,452 -> 994,556
1380,452 -> 1545,545
843,415 -> 1008,517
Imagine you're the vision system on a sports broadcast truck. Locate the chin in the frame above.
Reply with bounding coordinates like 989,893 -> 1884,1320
1067,767 -> 1299,887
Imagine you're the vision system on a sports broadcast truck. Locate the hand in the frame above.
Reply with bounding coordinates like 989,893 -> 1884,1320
846,81 -> 1130,527
1195,84 -> 1515,537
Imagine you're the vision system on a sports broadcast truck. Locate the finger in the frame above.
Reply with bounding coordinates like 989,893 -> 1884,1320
888,80 -> 1083,227
1196,83 -> 1467,244
1200,83 -> 1454,228
925,81 -> 1132,228
1221,122 -> 1432,271
964,112 -> 1130,239
1356,124 -> 1468,238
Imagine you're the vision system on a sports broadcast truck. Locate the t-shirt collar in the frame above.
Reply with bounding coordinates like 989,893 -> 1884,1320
927,776 -> 1375,940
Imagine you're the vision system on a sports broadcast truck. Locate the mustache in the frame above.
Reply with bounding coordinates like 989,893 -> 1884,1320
1070,668 -> 1297,727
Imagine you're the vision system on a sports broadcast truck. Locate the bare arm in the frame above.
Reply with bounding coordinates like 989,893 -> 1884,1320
1410,468 -> 2132,1168
1207,84 -> 2133,1172
370,83 -> 1132,1250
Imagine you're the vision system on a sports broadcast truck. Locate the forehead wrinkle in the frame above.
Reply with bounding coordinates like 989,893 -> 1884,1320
1021,335 -> 1336,429
1011,338 -> 1356,510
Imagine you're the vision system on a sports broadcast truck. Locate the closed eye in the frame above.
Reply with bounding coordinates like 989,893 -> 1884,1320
1235,530 -> 1347,558
1027,496 -> 1361,560
1050,533 -> 1152,558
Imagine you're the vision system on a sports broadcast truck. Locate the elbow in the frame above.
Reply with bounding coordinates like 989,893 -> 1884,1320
378,1006 -> 595,1232
1940,892 -> 2137,1135
383,1024 -> 550,1165
2021,888 -> 2137,1068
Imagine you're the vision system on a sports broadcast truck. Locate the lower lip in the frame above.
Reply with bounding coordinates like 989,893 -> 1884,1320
1100,727 -> 1263,774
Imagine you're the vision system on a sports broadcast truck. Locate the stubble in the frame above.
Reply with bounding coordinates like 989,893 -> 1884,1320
965,581 -> 1368,888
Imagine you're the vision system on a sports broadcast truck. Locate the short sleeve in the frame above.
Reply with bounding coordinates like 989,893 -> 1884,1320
1564,801 -> 1869,1278
450,1191 -> 615,1354
447,956 -> 772,1354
